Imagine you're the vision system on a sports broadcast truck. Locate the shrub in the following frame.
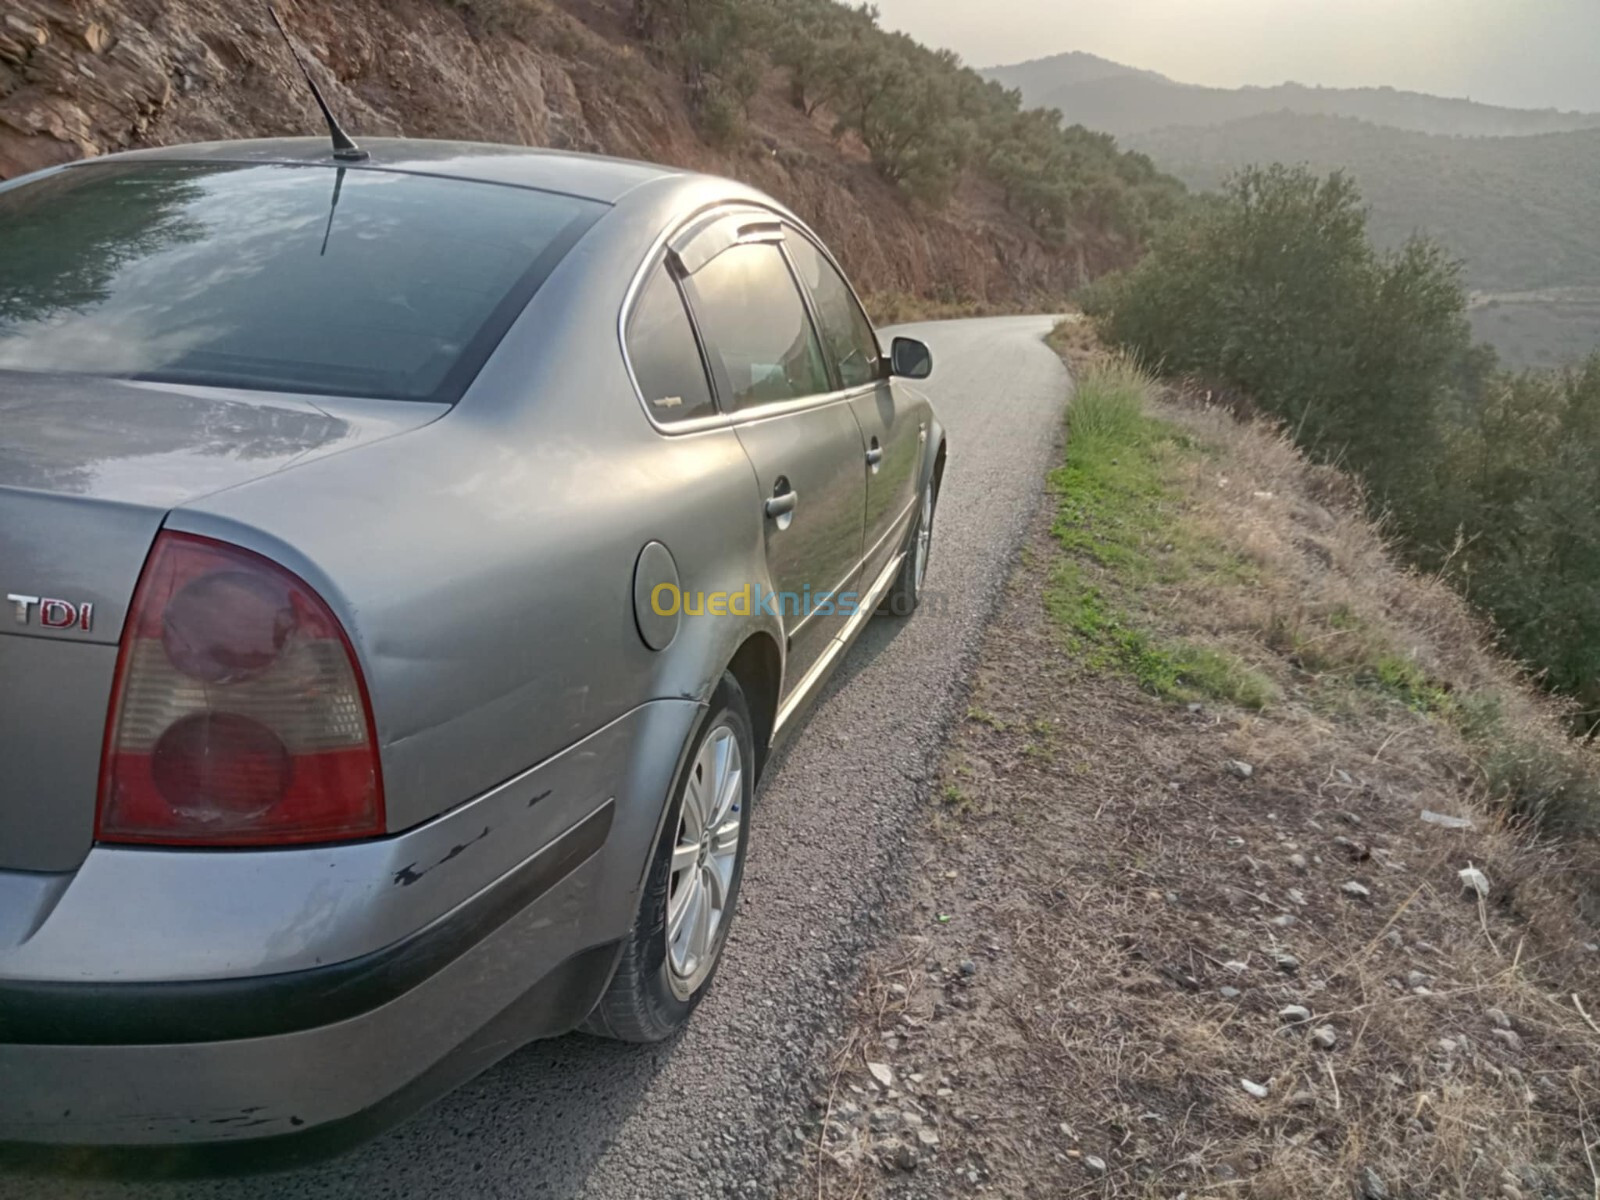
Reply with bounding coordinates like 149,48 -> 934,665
632,0 -> 763,127
767,0 -> 878,117
1085,165 -> 1475,509
1427,356 -> 1600,721
695,86 -> 746,147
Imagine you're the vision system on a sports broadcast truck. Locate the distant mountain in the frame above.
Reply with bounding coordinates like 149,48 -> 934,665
980,51 -> 1168,101
1126,114 -> 1600,294
982,53 -> 1600,139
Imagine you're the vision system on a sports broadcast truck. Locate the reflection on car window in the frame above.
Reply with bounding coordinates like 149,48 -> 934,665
0,162 -> 604,402
688,242 -> 830,411
628,264 -> 717,425
786,235 -> 881,389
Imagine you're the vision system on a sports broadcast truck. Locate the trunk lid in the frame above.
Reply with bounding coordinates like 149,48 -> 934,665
0,372 -> 444,870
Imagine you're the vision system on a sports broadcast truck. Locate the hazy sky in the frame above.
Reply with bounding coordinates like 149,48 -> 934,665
873,0 -> 1600,112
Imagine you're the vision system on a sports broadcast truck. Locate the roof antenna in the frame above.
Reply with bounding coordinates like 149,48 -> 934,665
266,5 -> 368,162
319,167 -> 347,257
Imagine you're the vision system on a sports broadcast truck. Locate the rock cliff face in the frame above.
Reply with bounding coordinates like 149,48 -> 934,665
0,0 -> 1119,302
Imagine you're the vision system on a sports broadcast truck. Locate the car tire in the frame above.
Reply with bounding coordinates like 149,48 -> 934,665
880,473 -> 937,618
584,673 -> 755,1042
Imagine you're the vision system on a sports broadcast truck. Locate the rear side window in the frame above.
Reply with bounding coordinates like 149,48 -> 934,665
627,264 -> 716,424
787,235 -> 883,389
0,162 -> 605,402
687,242 -> 830,411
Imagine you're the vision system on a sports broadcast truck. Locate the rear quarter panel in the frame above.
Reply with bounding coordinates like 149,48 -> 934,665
177,180 -> 788,835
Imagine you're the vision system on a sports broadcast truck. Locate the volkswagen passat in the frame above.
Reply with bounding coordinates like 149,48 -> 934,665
0,138 -> 943,1168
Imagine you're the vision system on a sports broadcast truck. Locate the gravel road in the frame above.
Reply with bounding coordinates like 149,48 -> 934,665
2,315 -> 1070,1200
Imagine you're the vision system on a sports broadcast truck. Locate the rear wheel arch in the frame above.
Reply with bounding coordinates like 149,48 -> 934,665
725,633 -> 781,778
586,671 -> 755,1041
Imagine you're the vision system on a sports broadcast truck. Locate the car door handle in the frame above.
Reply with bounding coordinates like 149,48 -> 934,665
765,489 -> 798,519
865,446 -> 884,466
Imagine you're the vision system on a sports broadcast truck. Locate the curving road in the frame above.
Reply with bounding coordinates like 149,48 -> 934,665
0,315 -> 1069,1200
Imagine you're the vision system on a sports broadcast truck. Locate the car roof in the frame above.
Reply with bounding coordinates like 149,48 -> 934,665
80,137 -> 692,205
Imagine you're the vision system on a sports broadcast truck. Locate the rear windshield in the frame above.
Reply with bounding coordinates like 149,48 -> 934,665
0,162 -> 605,402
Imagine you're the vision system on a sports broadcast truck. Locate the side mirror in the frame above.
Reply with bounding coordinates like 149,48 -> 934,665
889,336 -> 933,380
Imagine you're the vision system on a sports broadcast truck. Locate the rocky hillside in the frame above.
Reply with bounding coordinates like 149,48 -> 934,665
0,0 -> 1127,306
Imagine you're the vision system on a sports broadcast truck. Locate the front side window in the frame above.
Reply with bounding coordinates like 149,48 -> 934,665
0,162 -> 605,402
786,235 -> 882,389
627,263 -> 717,424
687,242 -> 830,411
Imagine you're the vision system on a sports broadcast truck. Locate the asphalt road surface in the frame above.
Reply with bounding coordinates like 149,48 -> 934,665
3,315 -> 1071,1200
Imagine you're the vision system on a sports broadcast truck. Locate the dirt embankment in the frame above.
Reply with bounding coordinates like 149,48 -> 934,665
0,0 -> 1111,304
787,334 -> 1600,1199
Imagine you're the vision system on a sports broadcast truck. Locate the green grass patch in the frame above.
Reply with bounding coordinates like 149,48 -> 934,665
1165,644 -> 1279,711
1047,361 -> 1277,712
940,783 -> 973,814
966,706 -> 1006,730
1049,366 -> 1170,580
1364,653 -> 1454,714
1050,365 -> 1254,589
1268,605 -> 1463,719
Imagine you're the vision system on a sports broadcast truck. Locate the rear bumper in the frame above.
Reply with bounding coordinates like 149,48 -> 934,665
0,698 -> 703,1168
0,802 -> 614,1048
0,896 -> 618,1176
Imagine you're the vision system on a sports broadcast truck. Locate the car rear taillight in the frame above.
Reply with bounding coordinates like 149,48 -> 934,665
97,532 -> 384,846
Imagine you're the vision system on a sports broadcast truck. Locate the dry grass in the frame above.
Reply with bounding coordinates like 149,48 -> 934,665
781,333 -> 1600,1200
1162,376 -> 1600,842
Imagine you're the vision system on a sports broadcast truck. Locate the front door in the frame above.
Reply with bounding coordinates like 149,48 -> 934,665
679,235 -> 867,696
846,382 -> 923,587
784,233 -> 923,587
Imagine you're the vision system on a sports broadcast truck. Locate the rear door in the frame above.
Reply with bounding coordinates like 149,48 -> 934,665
677,224 -> 867,699
785,232 -> 924,588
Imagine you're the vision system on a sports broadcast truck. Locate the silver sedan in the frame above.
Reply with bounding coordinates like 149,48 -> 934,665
0,138 -> 944,1170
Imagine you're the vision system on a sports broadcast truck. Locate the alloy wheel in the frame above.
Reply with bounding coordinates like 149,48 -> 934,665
665,722 -> 744,999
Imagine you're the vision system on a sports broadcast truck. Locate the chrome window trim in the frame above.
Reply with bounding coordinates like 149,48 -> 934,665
619,201 -> 887,438
676,228 -> 834,420
618,200 -> 751,438
779,222 -> 887,384
721,381 -> 878,427
670,214 -> 784,275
